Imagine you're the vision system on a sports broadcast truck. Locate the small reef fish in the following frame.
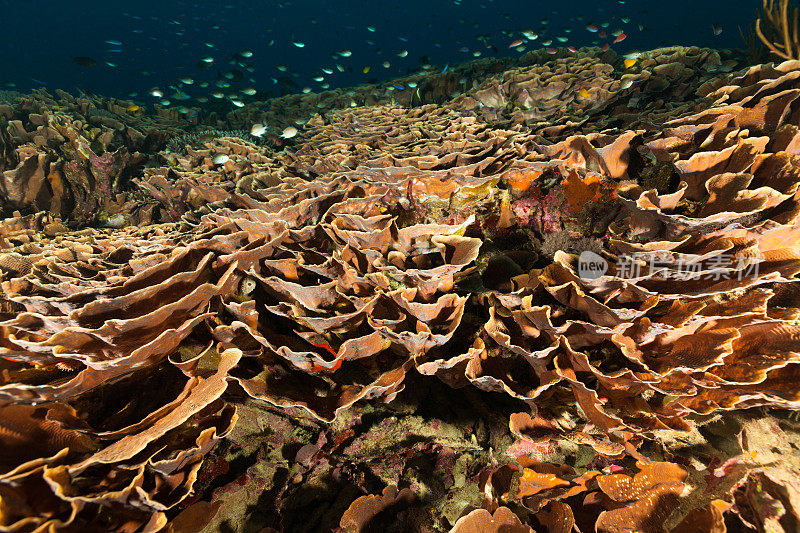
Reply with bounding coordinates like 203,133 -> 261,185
212,153 -> 229,165
250,123 -> 267,137
280,126 -> 298,139
65,3 -> 666,107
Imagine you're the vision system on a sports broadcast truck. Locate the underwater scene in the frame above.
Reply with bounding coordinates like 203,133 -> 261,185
2,0 -> 800,531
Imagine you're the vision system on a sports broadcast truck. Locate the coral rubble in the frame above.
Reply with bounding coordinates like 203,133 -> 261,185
1,47 -> 800,532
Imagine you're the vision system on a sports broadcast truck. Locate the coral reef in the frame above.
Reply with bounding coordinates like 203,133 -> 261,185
1,47 -> 800,532
453,46 -> 734,137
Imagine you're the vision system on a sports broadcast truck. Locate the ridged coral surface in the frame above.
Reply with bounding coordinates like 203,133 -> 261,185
1,48 -> 800,532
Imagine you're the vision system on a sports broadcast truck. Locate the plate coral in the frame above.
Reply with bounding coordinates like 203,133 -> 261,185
1,46 -> 800,532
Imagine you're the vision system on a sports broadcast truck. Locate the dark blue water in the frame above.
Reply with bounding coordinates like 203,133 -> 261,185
0,0 -> 759,102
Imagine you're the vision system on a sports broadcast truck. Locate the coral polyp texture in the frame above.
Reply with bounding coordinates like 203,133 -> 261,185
1,48 -> 800,532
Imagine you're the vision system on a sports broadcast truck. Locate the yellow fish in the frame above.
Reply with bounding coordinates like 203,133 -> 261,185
362,66 -> 371,74
623,57 -> 637,68
579,88 -> 590,98
126,104 -> 140,112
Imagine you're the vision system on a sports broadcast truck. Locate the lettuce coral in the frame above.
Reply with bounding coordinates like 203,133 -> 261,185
0,48 -> 800,532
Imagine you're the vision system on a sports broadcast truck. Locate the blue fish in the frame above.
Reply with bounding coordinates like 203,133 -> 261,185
441,64 -> 449,73
30,77 -> 47,85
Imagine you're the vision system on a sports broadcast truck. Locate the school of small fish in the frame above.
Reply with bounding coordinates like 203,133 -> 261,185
36,0 -> 729,134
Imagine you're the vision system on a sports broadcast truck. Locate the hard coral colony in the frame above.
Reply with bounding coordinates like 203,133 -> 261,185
1,14 -> 800,533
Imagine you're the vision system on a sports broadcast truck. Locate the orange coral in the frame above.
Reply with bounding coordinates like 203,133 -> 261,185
564,170 -> 604,210
504,168 -> 544,194
339,485 -> 415,532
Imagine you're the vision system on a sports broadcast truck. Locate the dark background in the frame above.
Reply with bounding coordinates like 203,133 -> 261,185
0,0 -> 762,100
